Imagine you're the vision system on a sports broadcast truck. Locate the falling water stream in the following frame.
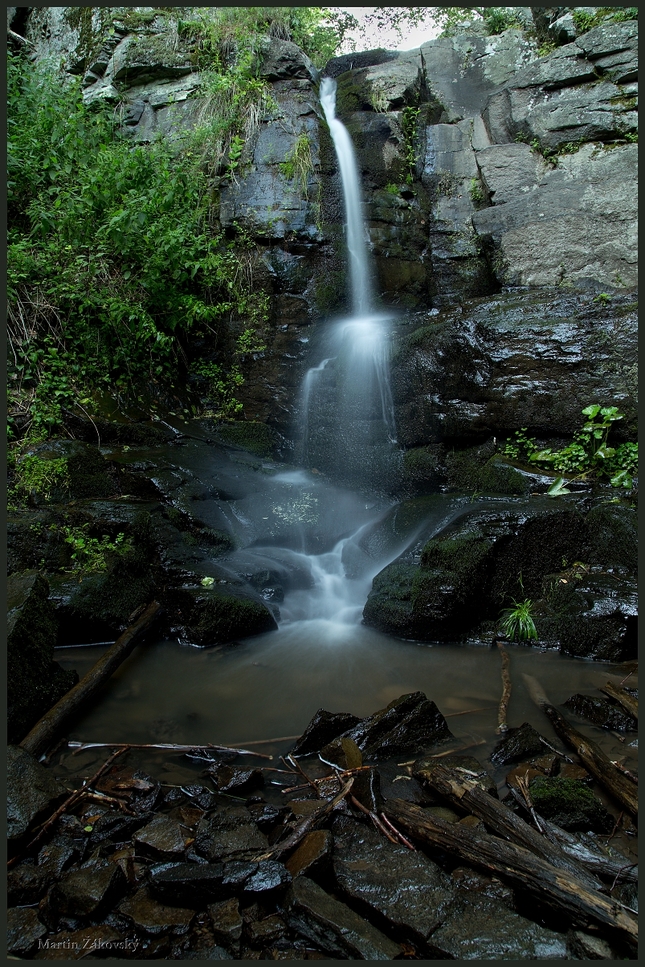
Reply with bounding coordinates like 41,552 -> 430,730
56,81 -> 636,812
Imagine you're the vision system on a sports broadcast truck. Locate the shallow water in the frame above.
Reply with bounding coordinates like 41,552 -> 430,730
56,626 -> 635,781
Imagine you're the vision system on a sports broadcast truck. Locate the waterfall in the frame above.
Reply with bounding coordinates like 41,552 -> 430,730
320,76 -> 372,316
298,77 -> 398,486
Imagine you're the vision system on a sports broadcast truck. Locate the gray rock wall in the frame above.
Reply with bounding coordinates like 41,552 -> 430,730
18,8 -> 638,440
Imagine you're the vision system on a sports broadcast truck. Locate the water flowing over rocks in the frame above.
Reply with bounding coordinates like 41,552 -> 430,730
7,8 -> 638,959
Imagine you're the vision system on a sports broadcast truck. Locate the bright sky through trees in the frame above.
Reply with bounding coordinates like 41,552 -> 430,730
339,6 -> 441,51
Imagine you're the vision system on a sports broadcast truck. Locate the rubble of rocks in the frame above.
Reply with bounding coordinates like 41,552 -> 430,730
7,689 -> 637,960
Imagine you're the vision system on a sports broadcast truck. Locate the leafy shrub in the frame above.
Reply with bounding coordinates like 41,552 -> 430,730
529,406 -> 637,489
59,525 -> 134,573
7,49 -> 271,445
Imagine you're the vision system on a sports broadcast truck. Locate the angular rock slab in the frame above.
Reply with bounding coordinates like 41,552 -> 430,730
332,816 -> 456,949
119,885 -> 194,935
290,708 -> 361,756
7,745 -> 67,843
427,895 -> 569,959
49,859 -> 126,919
285,875 -> 401,959
335,691 -> 453,759
194,806 -> 269,862
7,906 -> 47,956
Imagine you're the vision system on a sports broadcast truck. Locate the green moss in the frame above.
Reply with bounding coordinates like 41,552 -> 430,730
214,420 -> 278,457
200,528 -> 236,553
188,591 -> 276,644
529,776 -> 614,833
420,531 -> 491,576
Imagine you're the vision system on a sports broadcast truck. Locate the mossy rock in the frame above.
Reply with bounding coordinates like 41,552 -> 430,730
186,588 -> 278,645
444,445 -> 528,495
402,446 -> 443,490
212,421 -> 279,458
53,511 -> 159,640
7,572 -> 78,743
585,502 -> 637,572
362,561 -> 417,636
538,565 -> 637,661
22,439 -> 113,501
528,776 -> 615,833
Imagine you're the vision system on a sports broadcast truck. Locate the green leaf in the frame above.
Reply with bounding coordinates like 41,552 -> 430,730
582,404 -> 601,418
547,477 -> 571,497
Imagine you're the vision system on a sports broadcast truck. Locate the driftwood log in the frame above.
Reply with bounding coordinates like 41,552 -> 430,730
523,674 -> 637,818
20,601 -> 162,759
384,797 -> 637,948
540,818 -> 638,885
423,764 -> 602,892
600,681 -> 638,720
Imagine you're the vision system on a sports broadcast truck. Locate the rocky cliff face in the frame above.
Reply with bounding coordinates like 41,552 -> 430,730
15,6 -> 638,444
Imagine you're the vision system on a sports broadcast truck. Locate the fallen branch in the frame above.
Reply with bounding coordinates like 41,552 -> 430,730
8,747 -> 128,869
600,682 -> 638,721
523,674 -> 638,818
8,28 -> 34,47
424,764 -> 602,892
349,793 -> 399,844
496,641 -> 511,733
68,740 -> 272,760
384,797 -> 637,948
256,777 -> 354,860
538,817 -> 638,885
20,602 -> 162,759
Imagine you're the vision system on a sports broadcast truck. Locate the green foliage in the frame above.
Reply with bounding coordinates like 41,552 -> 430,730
624,131 -> 638,143
59,524 -> 134,573
280,133 -> 314,196
499,598 -> 538,641
384,183 -> 400,195
593,292 -> 612,304
538,41 -> 557,57
181,7 -> 356,71
529,405 -> 637,489
368,7 -> 523,38
469,177 -> 485,204
572,7 -> 637,34
7,50 -> 270,444
12,454 -> 70,503
502,428 -> 536,462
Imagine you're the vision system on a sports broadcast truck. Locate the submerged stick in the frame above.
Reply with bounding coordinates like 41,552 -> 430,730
68,740 -> 272,760
496,641 -> 511,733
20,602 -> 162,759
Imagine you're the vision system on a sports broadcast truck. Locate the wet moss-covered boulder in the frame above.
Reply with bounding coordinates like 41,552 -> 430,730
539,565 -> 637,662
20,439 -> 114,501
363,499 -> 636,652
528,776 -> 615,834
210,421 -> 281,459
184,587 -> 278,646
7,572 -> 78,743
50,510 -> 158,642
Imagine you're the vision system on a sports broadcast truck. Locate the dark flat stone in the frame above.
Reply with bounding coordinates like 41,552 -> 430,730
286,875 -> 401,960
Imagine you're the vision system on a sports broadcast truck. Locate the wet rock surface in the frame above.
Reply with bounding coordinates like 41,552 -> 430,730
7,745 -> 68,844
5,684 -> 637,959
